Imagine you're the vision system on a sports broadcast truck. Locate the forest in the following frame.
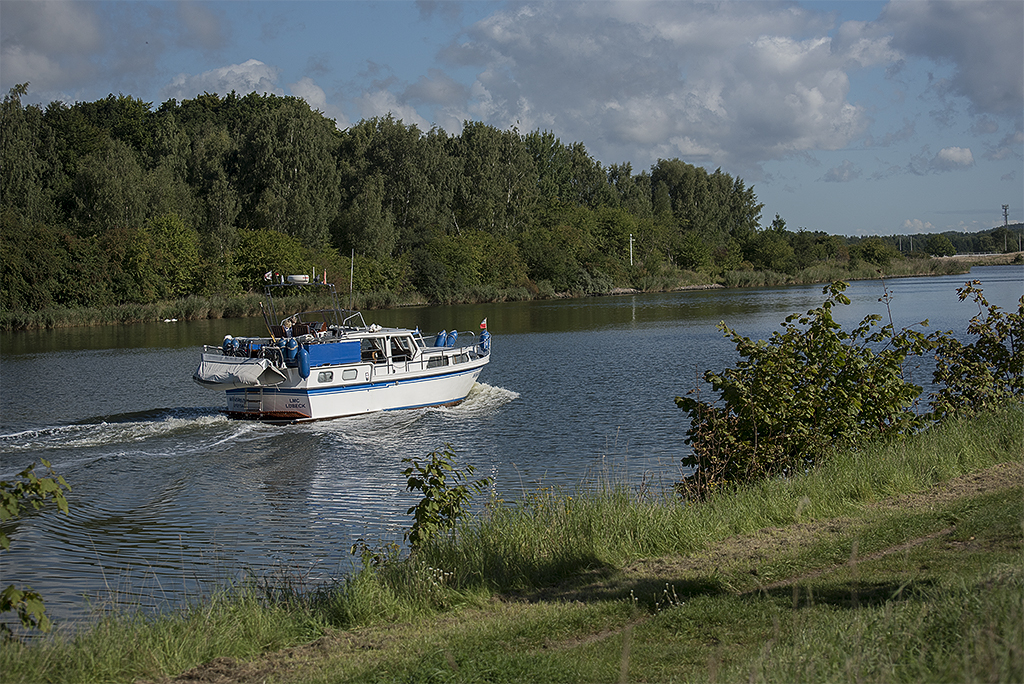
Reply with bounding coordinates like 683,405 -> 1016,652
2,84 -> 1021,316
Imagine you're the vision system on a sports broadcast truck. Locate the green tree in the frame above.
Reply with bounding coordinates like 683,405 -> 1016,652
232,228 -> 310,287
337,172 -> 397,260
675,230 -> 712,271
147,213 -> 202,298
237,95 -> 340,248
74,93 -> 154,153
746,220 -> 796,274
852,237 -> 901,268
930,281 -> 1024,418
70,138 -> 147,235
1,84 -> 59,224
925,234 -> 956,257
455,122 -> 538,238
337,116 -> 455,256
990,226 -> 1013,253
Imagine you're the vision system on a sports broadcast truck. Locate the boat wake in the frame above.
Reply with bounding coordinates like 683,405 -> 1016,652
0,408 -> 232,457
435,382 -> 520,417
305,382 -> 519,451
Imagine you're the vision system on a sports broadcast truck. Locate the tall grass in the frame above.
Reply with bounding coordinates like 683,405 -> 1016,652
722,257 -> 971,291
721,269 -> 792,288
376,403 -> 1023,598
1,405 -> 1020,683
0,583 -> 321,684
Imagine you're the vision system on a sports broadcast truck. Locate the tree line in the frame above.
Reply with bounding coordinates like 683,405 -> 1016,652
2,84 -> 1018,314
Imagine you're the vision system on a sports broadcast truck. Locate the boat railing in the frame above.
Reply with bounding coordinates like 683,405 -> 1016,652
204,340 -> 286,366
424,329 -> 479,349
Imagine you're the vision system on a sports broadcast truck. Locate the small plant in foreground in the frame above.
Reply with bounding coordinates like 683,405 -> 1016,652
402,445 -> 492,549
1,459 -> 71,636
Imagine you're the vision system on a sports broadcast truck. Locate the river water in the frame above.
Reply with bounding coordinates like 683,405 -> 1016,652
1,265 -> 1021,628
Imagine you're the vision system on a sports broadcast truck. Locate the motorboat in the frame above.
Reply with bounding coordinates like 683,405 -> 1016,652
193,274 -> 490,423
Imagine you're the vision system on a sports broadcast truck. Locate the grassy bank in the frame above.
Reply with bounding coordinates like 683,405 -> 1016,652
2,404 -> 1021,683
0,255 -> 987,332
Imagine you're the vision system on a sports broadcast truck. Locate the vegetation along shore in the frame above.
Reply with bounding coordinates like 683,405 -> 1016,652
1,407 -> 1020,683
3,85 -> 1022,332
2,279 -> 1021,682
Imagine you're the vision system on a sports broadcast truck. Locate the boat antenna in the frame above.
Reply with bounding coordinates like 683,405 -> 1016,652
349,248 -> 355,311
260,301 -> 277,343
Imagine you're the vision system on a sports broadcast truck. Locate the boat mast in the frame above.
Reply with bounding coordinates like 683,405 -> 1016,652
349,248 -> 355,311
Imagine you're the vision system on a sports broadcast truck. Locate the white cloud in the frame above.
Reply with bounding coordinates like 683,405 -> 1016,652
0,0 -> 102,94
902,218 -> 935,234
880,0 -> 1024,117
930,146 -> 974,172
403,68 -> 470,107
288,77 -> 350,129
355,89 -> 432,132
822,160 -> 861,183
161,59 -> 283,101
442,1 -> 885,170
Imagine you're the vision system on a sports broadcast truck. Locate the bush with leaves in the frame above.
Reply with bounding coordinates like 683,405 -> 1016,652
929,280 -> 1024,419
675,281 -> 935,500
401,445 -> 492,549
1,459 -> 71,636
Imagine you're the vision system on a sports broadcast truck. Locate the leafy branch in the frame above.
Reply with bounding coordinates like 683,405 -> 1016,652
402,445 -> 492,549
1,459 -> 72,636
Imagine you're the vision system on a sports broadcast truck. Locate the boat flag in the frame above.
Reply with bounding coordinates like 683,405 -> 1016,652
480,318 -> 487,329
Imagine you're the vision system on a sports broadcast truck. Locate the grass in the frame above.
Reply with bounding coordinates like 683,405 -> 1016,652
1,404 -> 1021,683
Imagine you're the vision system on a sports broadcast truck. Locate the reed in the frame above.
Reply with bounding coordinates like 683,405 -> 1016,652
722,269 -> 792,288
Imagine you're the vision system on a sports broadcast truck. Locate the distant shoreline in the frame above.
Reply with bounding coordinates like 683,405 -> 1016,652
936,251 -> 1023,266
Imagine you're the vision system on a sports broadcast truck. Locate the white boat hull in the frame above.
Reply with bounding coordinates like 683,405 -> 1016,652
221,356 -> 488,423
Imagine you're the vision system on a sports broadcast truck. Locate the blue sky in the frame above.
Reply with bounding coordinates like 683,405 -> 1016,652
2,0 -> 1021,237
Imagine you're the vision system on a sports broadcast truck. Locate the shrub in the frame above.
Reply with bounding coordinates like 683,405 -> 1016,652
675,281 -> 934,500
930,280 -> 1024,419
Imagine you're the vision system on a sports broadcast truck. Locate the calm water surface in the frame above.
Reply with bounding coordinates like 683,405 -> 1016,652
1,265 -> 1021,627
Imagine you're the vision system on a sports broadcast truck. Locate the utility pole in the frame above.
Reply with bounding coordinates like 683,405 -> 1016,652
629,234 -> 634,266
1003,205 -> 1010,251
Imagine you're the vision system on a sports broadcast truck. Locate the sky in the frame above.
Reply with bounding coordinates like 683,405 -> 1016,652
1,0 -> 1021,238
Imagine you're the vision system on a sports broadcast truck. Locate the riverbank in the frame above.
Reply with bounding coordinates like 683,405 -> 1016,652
2,255 -> 1001,332
938,251 -> 1024,267
2,404 -> 1020,683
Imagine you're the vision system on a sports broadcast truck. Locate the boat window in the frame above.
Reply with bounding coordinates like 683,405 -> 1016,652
391,336 -> 414,362
426,355 -> 449,369
342,368 -> 358,381
361,338 -> 386,363
317,371 -> 333,383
